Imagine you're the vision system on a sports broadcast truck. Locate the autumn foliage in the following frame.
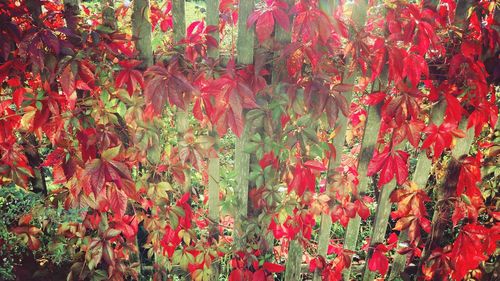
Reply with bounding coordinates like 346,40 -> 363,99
0,0 -> 498,281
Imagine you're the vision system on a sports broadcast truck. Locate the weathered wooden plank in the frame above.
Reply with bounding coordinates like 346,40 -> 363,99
130,1 -> 154,278
313,0 -> 340,275
343,86 -> 383,280
172,0 -> 186,43
233,0 -> 256,250
206,0 -> 220,58
388,101 -> 446,280
361,179 -> 397,281
206,1 -> 221,279
362,135 -> 407,281
389,0 -> 470,278
132,0 -> 153,68
313,1 -> 369,279
285,239 -> 303,281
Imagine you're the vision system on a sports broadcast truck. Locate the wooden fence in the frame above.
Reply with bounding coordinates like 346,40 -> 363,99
127,0 -> 480,280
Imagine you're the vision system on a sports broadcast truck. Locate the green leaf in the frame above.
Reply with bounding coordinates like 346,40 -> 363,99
103,228 -> 121,239
251,133 -> 262,143
35,101 -> 42,110
244,142 -> 259,153
303,127 -> 318,142
147,144 -> 161,164
117,101 -> 127,117
101,145 -> 121,160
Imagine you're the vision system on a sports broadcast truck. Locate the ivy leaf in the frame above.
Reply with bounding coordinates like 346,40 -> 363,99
86,240 -> 103,271
452,200 -> 478,226
144,61 -> 195,116
362,91 -> 386,106
115,60 -> 144,96
456,154 -> 482,207
11,226 -> 42,250
108,186 -> 127,217
450,224 -> 497,281
247,0 -> 290,43
263,262 -> 285,273
444,93 -> 464,124
383,85 -> 422,125
467,97 -> 498,137
202,65 -> 257,137
82,146 -> 132,195
255,11 -> 274,43
113,215 -> 138,240
392,118 -> 425,147
367,147 -> 409,187
390,185 -> 430,220
402,53 -> 428,87
60,64 -> 75,99
421,122 -> 465,160
368,245 -> 389,276
259,151 -> 279,170
303,160 -> 326,172
288,162 -> 316,196
387,46 -> 406,85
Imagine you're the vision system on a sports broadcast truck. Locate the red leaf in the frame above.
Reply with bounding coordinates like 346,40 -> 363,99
288,162 -> 317,196
450,224 -> 497,281
367,147 -> 409,187
108,187 -> 127,217
12,88 -> 26,108
252,269 -> 267,281
259,152 -> 279,170
263,262 -> 285,273
392,119 -> 425,147
42,147 -> 67,167
82,159 -> 106,195
60,64 -> 75,98
273,8 -> 290,31
303,160 -> 326,172
444,93 -> 464,124
362,91 -> 386,106
467,96 -> 498,137
115,60 -> 145,96
421,122 -> 464,159
402,53 -> 428,87
456,155 -> 482,207
202,68 -> 257,137
229,269 -> 252,281
255,11 -> 274,43
368,246 -> 389,276
387,47 -> 406,85
355,199 -> 370,220
82,149 -> 132,196
144,62 -> 195,116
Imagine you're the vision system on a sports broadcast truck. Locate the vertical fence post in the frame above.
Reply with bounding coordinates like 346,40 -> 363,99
233,0 -> 255,251
313,2 -> 368,280
131,1 -> 154,279
343,74 -> 385,280
206,1 -> 221,280
171,0 -> 191,194
416,0 -> 477,275
284,239 -> 302,281
132,0 -> 153,68
206,0 -> 220,58
388,101 -> 445,280
361,180 -> 397,281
